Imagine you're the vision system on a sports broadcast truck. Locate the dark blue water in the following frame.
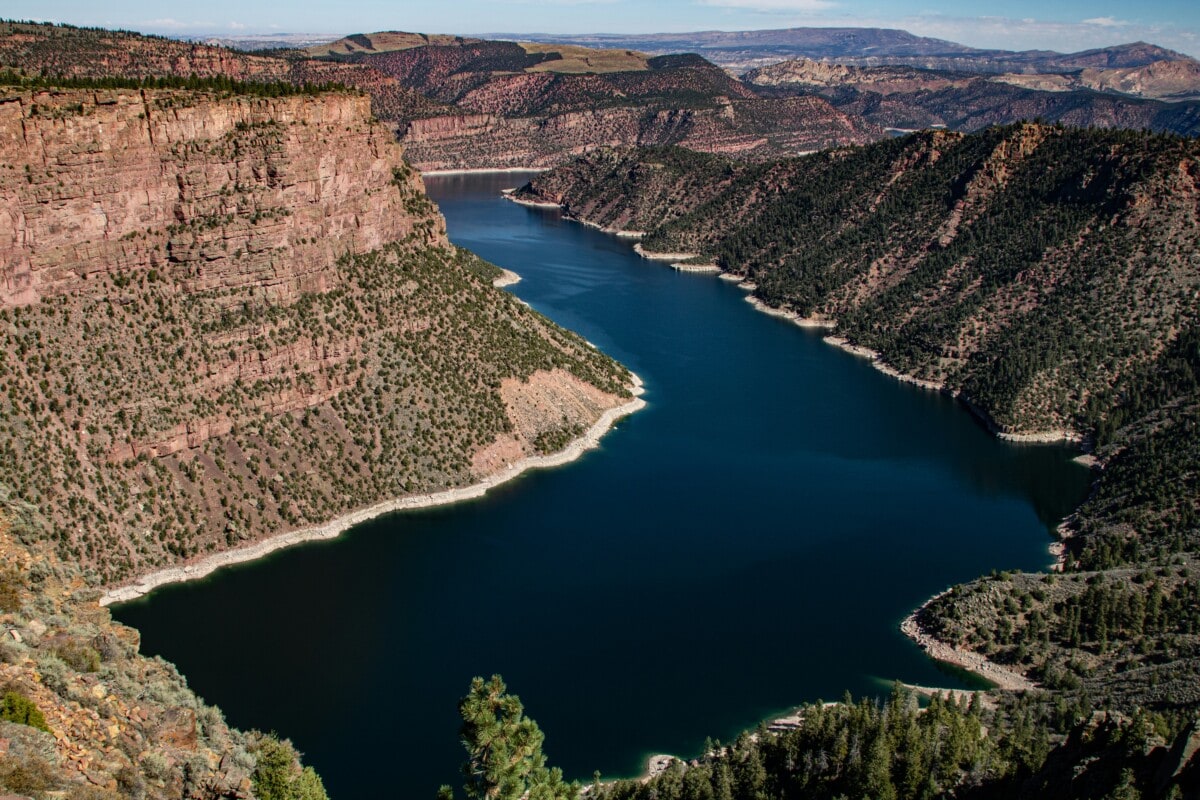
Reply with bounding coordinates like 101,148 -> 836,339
113,172 -> 1091,799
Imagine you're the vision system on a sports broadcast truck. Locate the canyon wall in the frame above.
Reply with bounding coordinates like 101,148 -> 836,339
399,98 -> 878,170
0,87 -> 633,585
0,87 -> 443,306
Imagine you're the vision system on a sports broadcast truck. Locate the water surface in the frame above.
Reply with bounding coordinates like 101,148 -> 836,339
114,172 -> 1091,798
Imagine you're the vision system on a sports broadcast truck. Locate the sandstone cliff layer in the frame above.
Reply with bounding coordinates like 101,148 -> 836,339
744,58 -> 1200,136
399,97 -> 877,170
0,87 -> 633,585
0,88 -> 439,306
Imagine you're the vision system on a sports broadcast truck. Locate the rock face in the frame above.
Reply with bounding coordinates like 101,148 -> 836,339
400,97 -> 876,170
745,58 -> 1200,136
1078,59 -> 1200,100
339,42 -> 881,169
0,21 -> 453,126
0,88 -> 440,306
0,86 -> 634,585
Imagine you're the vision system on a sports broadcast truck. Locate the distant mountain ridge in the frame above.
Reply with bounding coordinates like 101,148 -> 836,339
4,21 -> 1196,172
312,36 -> 880,168
744,58 -> 1200,135
514,29 -> 1195,74
0,22 -> 879,169
304,30 -> 480,57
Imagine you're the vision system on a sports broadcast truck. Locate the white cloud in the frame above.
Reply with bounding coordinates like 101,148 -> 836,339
140,17 -> 217,31
228,21 -> 247,30
1082,17 -> 1129,28
142,18 -> 189,29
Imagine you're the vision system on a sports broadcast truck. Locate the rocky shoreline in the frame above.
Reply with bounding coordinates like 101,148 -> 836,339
101,375 -> 646,605
481,198 -> 1091,694
493,268 -> 522,288
422,167 -> 548,176
900,598 -> 1037,692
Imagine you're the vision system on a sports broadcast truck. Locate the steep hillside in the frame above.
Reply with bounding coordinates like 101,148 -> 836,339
0,507 -> 328,799
400,94 -> 875,170
745,59 -> 1200,136
517,129 -> 1199,439
0,84 -> 636,587
513,127 -> 1200,706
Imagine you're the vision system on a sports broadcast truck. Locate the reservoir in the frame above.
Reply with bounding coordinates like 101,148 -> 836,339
113,172 -> 1092,798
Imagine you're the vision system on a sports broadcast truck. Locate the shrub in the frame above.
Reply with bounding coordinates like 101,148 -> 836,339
0,752 -> 58,794
53,640 -> 100,673
0,689 -> 50,732
0,569 -> 23,612
251,734 -> 329,800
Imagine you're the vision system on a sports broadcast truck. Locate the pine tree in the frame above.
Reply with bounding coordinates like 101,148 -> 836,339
440,675 -> 577,800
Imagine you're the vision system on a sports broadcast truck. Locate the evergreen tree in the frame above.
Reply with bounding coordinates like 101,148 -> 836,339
439,675 -> 577,800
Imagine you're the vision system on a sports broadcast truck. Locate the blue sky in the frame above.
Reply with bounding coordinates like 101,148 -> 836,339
9,1 -> 1200,57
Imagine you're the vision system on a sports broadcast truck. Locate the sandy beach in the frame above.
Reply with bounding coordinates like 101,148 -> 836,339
671,263 -> 721,273
101,375 -> 647,606
997,429 -> 1085,444
498,193 -> 645,238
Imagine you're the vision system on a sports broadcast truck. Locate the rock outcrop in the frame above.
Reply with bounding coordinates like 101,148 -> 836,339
0,510 -> 329,799
0,86 -> 635,585
400,97 -> 877,170
744,58 -> 1200,136
0,87 -> 441,306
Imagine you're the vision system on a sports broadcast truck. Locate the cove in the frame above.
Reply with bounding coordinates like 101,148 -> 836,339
113,172 -> 1092,799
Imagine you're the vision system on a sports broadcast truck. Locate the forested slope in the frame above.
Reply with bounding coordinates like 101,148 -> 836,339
513,125 -> 1200,713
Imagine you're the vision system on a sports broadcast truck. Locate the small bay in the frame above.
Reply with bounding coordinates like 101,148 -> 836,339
113,172 -> 1092,798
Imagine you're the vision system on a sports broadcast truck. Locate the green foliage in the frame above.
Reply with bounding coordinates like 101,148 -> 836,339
442,675 -> 577,800
533,129 -> 1200,580
251,734 -> 329,800
0,226 -> 628,582
0,67 -> 352,97
592,689 -> 1192,800
0,689 -> 51,732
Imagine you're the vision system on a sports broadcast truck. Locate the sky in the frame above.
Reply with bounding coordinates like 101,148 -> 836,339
8,0 -> 1200,57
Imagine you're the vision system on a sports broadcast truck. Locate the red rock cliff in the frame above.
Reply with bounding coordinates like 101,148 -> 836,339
0,87 -> 446,306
